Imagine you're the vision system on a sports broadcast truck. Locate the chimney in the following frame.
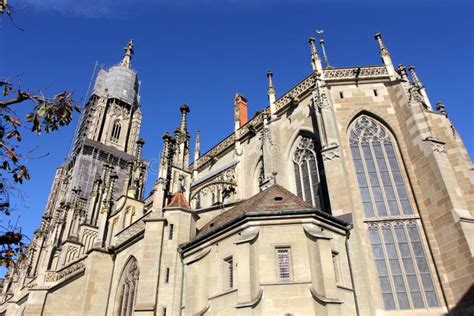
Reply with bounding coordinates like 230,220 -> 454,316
234,94 -> 248,131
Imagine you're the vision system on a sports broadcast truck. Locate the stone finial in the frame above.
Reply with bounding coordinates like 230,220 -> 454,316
408,65 -> 423,88
178,104 -> 190,134
397,64 -> 409,81
194,129 -> 201,162
408,65 -> 433,110
308,37 -> 322,72
436,102 -> 447,116
162,131 -> 173,142
267,71 -> 274,89
158,132 -> 174,180
267,71 -> 276,114
161,132 -> 173,160
374,32 -> 397,81
120,39 -> 134,68
135,138 -> 145,160
374,32 -> 389,56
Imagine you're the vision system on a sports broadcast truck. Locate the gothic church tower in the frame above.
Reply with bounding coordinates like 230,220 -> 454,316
4,41 -> 147,299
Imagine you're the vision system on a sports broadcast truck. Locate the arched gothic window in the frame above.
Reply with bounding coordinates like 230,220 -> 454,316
115,257 -> 140,316
194,194 -> 201,210
111,120 -> 122,143
349,115 -> 439,310
292,135 -> 329,210
349,116 -> 412,218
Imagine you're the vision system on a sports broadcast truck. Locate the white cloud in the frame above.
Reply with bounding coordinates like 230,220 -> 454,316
24,0 -> 128,18
22,0 -> 452,18
23,0 -> 317,18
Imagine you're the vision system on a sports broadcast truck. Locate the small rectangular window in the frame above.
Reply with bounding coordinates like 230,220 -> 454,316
165,268 -> 170,283
276,247 -> 291,281
224,256 -> 234,289
373,89 -> 378,96
332,251 -> 340,283
339,91 -> 344,99
162,307 -> 167,316
168,224 -> 174,240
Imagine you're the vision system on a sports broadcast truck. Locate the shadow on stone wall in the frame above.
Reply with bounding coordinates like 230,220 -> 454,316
448,285 -> 474,316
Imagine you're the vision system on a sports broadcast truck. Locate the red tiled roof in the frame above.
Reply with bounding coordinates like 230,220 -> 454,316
166,192 -> 191,209
198,184 -> 314,235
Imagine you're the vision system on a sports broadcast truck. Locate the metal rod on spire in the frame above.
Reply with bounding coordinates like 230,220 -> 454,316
319,39 -> 331,69
316,30 -> 331,69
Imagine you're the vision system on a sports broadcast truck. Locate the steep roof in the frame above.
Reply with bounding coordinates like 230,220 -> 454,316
166,192 -> 191,210
198,184 -> 314,235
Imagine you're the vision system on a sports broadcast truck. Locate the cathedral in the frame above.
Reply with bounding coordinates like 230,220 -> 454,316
0,32 -> 473,316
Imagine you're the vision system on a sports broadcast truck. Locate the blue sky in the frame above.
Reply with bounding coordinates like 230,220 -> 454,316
0,0 -> 473,262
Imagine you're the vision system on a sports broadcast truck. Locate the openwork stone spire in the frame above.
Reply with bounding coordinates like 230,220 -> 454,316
121,39 -> 134,68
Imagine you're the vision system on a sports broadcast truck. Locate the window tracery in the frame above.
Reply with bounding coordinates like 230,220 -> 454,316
111,120 -> 122,143
349,115 -> 439,310
292,135 -> 327,210
349,115 -> 412,218
116,258 -> 140,316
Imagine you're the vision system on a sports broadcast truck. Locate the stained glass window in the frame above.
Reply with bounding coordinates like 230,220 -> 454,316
292,135 -> 327,210
349,116 -> 412,218
349,115 -> 439,310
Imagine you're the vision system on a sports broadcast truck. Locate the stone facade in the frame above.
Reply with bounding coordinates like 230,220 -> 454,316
0,33 -> 472,316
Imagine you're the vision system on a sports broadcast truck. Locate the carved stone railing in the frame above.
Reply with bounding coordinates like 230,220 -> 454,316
274,73 -> 317,111
323,66 -> 388,81
115,212 -> 151,245
192,134 -> 236,169
45,257 -> 86,283
192,75 -> 317,170
191,65 -> 388,171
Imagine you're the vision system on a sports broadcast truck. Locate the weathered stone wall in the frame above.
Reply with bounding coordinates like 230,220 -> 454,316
182,216 -> 354,316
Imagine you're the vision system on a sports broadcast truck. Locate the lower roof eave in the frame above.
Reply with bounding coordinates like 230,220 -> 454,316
179,208 -> 351,253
